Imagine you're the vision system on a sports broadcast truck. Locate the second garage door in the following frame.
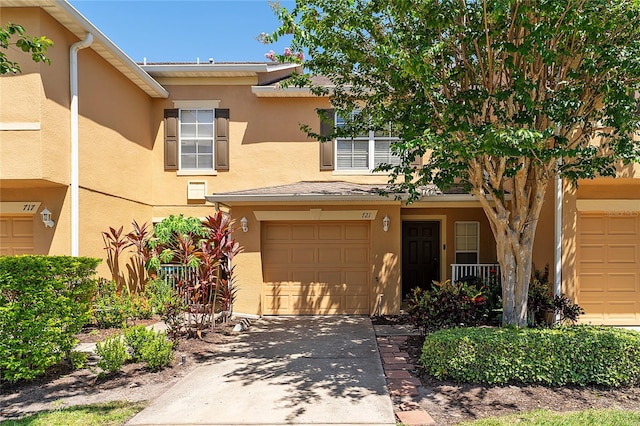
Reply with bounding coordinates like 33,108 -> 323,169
262,221 -> 371,315
0,216 -> 34,256
577,212 -> 640,325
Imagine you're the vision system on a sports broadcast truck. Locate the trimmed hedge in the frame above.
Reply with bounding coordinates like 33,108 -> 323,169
0,255 -> 100,382
421,326 -> 640,386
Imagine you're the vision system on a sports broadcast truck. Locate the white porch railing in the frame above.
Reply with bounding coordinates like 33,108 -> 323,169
159,264 -> 199,304
451,264 -> 500,284
159,264 -> 199,288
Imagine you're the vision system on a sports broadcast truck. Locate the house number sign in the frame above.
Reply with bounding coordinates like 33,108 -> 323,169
0,201 -> 42,215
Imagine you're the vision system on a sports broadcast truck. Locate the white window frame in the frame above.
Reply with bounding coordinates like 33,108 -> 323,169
172,101 -> 220,175
455,221 -> 480,264
178,108 -> 215,172
334,112 -> 401,172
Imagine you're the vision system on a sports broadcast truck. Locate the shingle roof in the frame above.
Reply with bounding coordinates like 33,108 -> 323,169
206,181 -> 468,204
213,181 -> 387,197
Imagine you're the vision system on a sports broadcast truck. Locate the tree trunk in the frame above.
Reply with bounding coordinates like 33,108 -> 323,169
469,156 -> 553,327
495,229 -> 534,327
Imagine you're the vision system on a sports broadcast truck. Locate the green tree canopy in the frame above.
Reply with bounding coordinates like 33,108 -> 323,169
268,0 -> 640,326
0,22 -> 52,74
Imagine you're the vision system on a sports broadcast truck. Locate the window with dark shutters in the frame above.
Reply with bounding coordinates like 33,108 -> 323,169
319,108 -> 335,171
214,109 -> 229,171
164,109 -> 179,170
163,107 -> 230,172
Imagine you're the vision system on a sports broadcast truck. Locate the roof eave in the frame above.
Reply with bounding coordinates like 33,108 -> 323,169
142,63 -> 300,77
51,0 -> 169,98
251,86 -> 320,98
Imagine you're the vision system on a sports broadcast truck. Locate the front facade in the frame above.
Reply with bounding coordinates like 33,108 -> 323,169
1,1 -> 638,323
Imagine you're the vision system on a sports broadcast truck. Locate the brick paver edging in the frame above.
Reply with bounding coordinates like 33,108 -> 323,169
376,336 -> 435,426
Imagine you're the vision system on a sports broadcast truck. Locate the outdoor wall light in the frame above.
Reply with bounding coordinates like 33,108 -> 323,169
240,216 -> 249,232
382,215 -> 390,232
41,207 -> 55,228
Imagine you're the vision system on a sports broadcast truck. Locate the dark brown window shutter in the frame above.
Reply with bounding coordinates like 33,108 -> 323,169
215,109 -> 230,171
319,109 -> 335,171
164,109 -> 179,170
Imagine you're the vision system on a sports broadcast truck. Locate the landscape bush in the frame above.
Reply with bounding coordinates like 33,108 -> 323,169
0,256 -> 99,383
406,265 -> 583,332
421,326 -> 640,386
123,325 -> 155,362
527,265 -> 584,327
95,336 -> 129,374
100,326 -> 173,373
93,279 -> 131,328
144,278 -> 185,342
104,213 -> 243,337
93,279 -> 154,328
139,332 -> 173,371
406,279 -> 491,334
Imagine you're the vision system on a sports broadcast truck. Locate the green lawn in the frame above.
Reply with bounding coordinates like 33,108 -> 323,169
0,401 -> 146,426
462,409 -> 640,425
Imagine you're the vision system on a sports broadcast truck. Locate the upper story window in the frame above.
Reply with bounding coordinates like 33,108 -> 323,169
179,109 -> 214,171
335,112 -> 401,172
163,103 -> 229,174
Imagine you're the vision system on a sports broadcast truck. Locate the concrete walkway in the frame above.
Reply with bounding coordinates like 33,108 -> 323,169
127,316 -> 396,425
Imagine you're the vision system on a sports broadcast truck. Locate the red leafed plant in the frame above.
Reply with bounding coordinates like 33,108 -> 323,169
101,212 -> 243,337
125,220 -> 152,294
202,212 -> 243,326
102,225 -> 132,293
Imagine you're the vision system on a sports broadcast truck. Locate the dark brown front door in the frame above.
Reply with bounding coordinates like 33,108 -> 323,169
402,221 -> 440,298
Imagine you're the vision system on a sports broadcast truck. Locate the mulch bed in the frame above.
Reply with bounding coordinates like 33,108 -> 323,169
0,317 -> 242,421
372,315 -> 640,425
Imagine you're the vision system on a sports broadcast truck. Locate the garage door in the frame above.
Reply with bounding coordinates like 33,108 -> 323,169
0,216 -> 34,256
577,213 -> 640,325
262,221 -> 371,315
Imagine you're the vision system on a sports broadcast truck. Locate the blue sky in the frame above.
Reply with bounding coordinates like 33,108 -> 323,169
68,0 -> 295,63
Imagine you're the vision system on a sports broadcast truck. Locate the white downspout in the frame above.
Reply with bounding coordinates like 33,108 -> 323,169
70,33 -> 93,257
554,160 -> 563,321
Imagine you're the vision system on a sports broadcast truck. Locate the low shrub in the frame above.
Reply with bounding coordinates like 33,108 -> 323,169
406,279 -> 490,334
528,265 -> 584,327
145,279 -> 185,341
144,278 -> 178,314
67,351 -> 90,369
130,293 -> 153,319
104,326 -> 173,372
95,336 -> 129,374
123,325 -> 155,362
140,332 -> 174,371
421,326 -> 640,386
93,279 -> 154,328
93,279 -> 132,328
0,255 -> 99,383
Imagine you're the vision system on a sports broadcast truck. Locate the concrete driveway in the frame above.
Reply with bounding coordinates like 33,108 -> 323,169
127,316 -> 396,425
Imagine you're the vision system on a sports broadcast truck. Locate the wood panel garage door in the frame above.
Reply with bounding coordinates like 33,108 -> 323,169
262,221 -> 370,315
0,216 -> 34,256
577,213 -> 640,325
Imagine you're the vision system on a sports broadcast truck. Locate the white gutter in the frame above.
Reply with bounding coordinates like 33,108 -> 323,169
54,0 -> 168,98
251,85 -> 316,98
70,33 -> 93,257
141,63 -> 299,74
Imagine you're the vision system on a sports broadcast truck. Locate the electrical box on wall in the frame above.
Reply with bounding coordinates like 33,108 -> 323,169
187,181 -> 207,200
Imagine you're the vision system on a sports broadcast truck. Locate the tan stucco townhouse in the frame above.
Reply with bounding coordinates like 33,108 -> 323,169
1,0 -> 639,324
